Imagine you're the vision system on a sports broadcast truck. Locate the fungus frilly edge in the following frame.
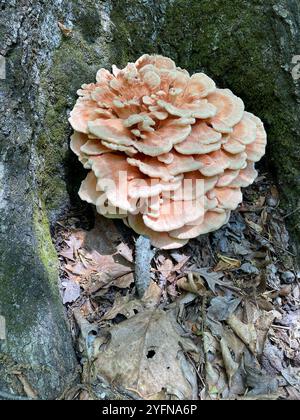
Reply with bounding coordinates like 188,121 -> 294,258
69,54 -> 267,250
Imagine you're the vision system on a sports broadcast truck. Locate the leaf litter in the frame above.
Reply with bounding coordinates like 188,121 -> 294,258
53,175 -> 300,400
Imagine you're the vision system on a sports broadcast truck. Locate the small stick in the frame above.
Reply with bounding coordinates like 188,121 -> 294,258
271,325 -> 291,330
135,235 -> 155,298
283,206 -> 300,219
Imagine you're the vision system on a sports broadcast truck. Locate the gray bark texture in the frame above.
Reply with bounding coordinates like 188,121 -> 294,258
0,0 -> 299,399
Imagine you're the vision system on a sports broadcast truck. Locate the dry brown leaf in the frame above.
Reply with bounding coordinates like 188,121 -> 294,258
142,280 -> 162,308
227,314 -> 257,354
60,247 -> 75,261
255,310 -> 279,356
173,256 -> 190,272
286,386 -> 300,400
203,329 -> 245,399
101,280 -> 161,321
256,196 -> 266,208
93,309 -> 199,400
156,256 -> 175,282
215,255 -> 241,271
64,261 -> 88,277
84,216 -> 123,255
85,251 -> 133,293
101,293 -> 144,321
59,218 -> 134,293
270,185 -> 279,201
60,232 -> 84,261
208,296 -> 241,322
261,208 -> 268,225
246,219 -> 264,234
116,242 -> 133,263
236,394 -> 279,400
220,337 -> 239,386
58,21 -> 73,37
177,272 -> 207,296
102,281 -> 161,321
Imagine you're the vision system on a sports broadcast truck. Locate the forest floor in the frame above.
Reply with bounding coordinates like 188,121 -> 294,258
53,173 -> 300,400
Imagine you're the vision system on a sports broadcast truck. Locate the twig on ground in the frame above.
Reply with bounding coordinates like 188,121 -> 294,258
283,206 -> 300,219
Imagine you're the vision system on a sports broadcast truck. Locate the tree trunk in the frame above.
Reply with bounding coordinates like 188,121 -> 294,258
0,0 -> 299,399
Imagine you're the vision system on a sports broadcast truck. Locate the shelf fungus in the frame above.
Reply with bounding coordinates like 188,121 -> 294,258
69,54 -> 267,249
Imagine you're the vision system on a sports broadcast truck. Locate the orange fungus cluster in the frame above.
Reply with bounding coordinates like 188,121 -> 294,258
69,55 -> 267,249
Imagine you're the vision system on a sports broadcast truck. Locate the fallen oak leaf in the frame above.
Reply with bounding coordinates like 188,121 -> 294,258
191,268 -> 239,294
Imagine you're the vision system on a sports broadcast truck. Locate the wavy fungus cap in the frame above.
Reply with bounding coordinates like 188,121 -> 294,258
69,54 -> 267,249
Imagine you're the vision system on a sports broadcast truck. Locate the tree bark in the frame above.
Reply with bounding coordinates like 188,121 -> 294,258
0,0 -> 79,400
0,0 -> 299,399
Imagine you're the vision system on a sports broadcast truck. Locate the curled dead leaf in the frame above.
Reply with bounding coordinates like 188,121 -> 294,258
58,21 -> 73,37
220,337 -> 239,386
215,255 -> 241,272
227,314 -> 257,354
246,218 -> 263,234
177,272 -> 207,296
101,282 -> 161,322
